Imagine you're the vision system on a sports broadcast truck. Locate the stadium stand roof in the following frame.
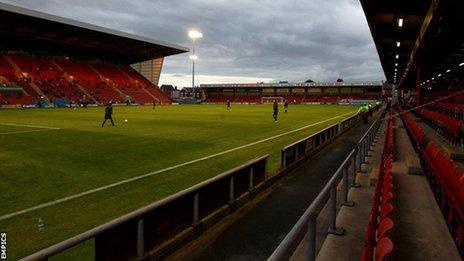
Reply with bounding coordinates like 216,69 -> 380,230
200,82 -> 383,88
0,3 -> 189,64
361,0 -> 464,89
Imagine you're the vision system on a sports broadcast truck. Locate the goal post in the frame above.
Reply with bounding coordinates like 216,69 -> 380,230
261,97 -> 284,104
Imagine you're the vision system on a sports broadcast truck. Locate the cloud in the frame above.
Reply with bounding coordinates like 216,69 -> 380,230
1,0 -> 384,85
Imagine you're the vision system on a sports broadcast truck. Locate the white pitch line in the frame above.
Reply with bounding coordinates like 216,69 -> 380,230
0,122 -> 60,130
0,110 -> 357,221
0,128 -> 60,135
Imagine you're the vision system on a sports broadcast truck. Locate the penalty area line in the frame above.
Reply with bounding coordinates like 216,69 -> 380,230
0,110 -> 357,221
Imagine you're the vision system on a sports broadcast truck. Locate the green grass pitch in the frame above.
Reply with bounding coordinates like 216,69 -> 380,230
0,104 -> 357,259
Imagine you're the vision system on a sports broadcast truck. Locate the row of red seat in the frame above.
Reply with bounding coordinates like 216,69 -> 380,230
400,109 -> 464,256
415,108 -> 463,146
399,109 -> 426,148
361,113 -> 395,261
422,141 -> 464,256
433,102 -> 464,120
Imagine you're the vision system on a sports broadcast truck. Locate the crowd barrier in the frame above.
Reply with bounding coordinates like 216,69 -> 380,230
280,108 -> 372,171
22,156 -> 268,260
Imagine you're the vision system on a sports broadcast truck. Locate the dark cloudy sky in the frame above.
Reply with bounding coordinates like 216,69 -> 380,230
1,0 -> 385,86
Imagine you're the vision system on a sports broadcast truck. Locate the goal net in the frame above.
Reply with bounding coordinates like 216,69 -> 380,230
261,97 -> 284,104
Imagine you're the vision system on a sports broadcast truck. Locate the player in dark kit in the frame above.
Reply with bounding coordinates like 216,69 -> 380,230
273,100 -> 278,122
152,100 -> 156,110
227,100 -> 231,111
102,102 -> 115,127
284,100 -> 289,113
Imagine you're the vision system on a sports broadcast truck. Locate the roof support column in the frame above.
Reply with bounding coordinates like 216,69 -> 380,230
415,67 -> 422,106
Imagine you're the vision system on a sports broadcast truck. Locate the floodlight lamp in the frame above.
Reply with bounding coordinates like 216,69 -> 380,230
188,30 -> 203,40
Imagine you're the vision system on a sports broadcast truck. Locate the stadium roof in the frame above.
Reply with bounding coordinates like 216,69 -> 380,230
200,82 -> 383,88
360,0 -> 464,89
0,3 -> 189,64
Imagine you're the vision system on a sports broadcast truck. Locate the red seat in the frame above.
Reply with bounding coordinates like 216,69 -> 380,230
380,202 -> 394,219
377,217 -> 394,239
375,237 -> 394,261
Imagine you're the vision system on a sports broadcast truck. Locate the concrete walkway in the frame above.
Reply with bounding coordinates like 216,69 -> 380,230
168,117 -> 378,261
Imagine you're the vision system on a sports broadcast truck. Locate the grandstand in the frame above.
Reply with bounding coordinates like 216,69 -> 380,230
201,82 -> 383,104
0,3 -> 187,107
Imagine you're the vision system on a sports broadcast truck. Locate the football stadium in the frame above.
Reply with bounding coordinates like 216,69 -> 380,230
0,1 -> 463,261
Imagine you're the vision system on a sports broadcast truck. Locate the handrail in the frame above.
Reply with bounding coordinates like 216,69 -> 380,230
269,109 -> 384,261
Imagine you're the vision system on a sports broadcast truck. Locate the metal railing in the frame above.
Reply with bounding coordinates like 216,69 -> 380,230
22,156 -> 268,261
281,113 -> 360,169
268,111 -> 384,261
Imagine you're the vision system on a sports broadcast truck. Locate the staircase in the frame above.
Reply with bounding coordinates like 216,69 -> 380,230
5,55 -> 49,102
118,68 -> 159,102
51,61 -> 98,104
89,65 -> 127,99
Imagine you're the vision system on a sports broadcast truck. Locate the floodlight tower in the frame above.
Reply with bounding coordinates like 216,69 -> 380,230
188,29 -> 203,99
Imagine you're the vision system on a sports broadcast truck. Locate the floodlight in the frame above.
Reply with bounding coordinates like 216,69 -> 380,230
188,30 -> 203,40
